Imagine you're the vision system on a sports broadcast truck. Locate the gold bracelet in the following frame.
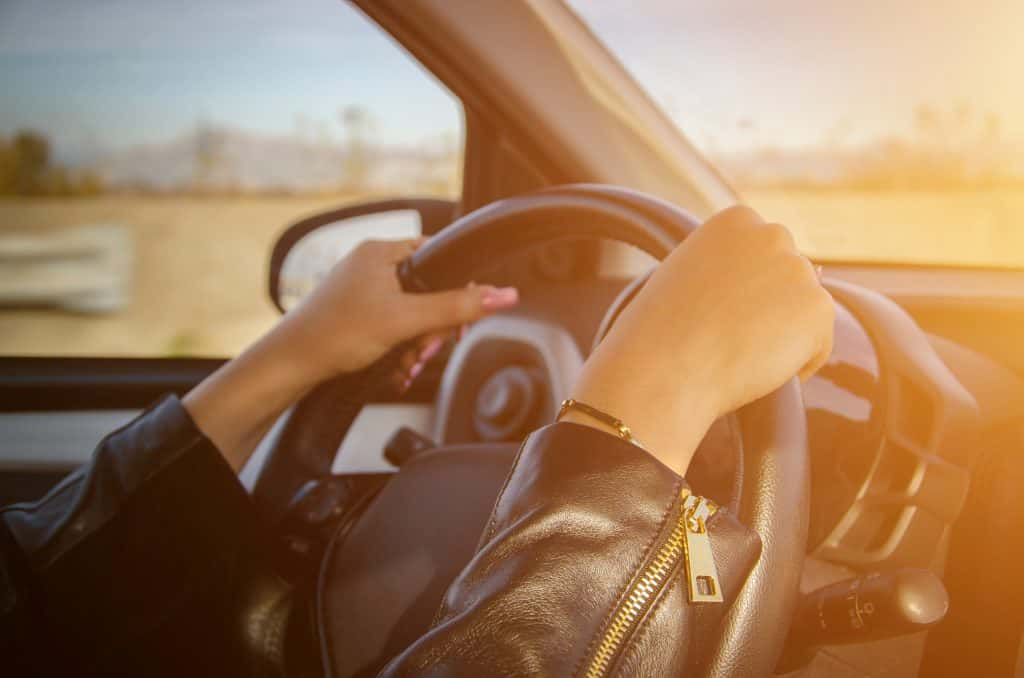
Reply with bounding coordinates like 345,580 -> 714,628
557,398 -> 645,449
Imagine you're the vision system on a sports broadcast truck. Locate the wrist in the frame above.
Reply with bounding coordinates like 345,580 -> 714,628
568,350 -> 719,475
557,407 -> 644,446
267,309 -> 359,387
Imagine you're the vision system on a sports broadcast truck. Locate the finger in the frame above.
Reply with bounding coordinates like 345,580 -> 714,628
707,204 -> 765,229
400,284 -> 519,337
798,339 -> 830,382
390,367 -> 410,393
794,254 -> 822,282
794,253 -> 818,282
415,332 -> 448,363
397,344 -> 420,374
798,293 -> 836,382
393,331 -> 452,391
369,237 -> 423,263
396,332 -> 447,377
390,322 -> 440,393
762,222 -> 798,253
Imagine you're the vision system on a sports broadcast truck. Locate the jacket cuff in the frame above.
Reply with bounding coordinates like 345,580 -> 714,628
2,395 -> 248,569
1,396 -> 261,671
481,420 -> 685,548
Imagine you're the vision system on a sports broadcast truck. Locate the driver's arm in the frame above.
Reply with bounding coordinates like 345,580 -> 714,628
0,206 -> 833,676
0,396 -> 268,675
380,421 -> 763,676
380,206 -> 834,675
182,237 -> 520,472
0,238 -> 518,675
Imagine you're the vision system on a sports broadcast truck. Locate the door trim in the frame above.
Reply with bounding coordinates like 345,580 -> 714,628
0,357 -> 225,412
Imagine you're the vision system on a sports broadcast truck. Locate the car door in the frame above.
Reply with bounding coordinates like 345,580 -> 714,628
0,0 -> 472,503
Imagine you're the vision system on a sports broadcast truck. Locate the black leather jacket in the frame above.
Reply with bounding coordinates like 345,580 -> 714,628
0,396 -> 759,677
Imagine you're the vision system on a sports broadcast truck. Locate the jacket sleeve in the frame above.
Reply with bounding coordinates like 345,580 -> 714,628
380,422 -> 762,677
0,396 -> 276,676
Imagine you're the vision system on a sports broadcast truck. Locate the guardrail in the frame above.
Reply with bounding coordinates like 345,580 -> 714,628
0,225 -> 131,314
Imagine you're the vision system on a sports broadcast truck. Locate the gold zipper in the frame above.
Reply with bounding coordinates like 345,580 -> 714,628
583,488 -> 722,678
681,491 -> 724,605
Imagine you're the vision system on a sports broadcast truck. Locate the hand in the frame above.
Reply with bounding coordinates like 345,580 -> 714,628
276,238 -> 519,387
185,237 -> 518,470
566,205 -> 834,474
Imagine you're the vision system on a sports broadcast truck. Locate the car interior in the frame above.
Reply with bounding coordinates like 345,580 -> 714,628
2,1 -> 1022,677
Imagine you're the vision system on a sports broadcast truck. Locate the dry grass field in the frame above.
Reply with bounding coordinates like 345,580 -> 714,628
1,188 -> 1022,358
0,195 -> 344,357
747,188 -> 1024,269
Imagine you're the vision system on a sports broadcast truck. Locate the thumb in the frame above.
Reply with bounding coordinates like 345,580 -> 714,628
401,284 -> 519,336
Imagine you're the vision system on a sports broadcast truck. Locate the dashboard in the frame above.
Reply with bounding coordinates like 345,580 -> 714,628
436,239 -> 1013,574
803,287 -> 975,571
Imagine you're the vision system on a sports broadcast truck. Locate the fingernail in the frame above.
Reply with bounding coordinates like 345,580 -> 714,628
458,324 -> 468,341
400,377 -> 411,393
418,336 -> 444,362
815,265 -> 824,280
481,286 -> 519,311
409,361 -> 424,381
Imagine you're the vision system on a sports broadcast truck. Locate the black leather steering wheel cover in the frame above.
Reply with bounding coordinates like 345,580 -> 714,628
396,183 -> 810,678
397,184 -> 692,292
708,380 -> 809,677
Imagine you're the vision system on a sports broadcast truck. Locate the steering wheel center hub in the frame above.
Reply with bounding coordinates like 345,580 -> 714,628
474,366 -> 539,441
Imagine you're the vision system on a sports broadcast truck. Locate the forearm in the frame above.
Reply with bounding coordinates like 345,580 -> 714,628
183,320 -> 324,472
565,338 -> 719,476
182,238 -> 519,474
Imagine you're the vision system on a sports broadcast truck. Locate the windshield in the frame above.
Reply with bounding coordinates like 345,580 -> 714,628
569,0 -> 1024,269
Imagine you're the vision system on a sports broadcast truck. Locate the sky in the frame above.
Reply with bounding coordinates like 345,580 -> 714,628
0,0 -> 462,160
572,0 -> 1024,153
1,0 -> 1022,160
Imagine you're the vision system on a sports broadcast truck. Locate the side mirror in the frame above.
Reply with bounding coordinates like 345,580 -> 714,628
268,199 -> 455,312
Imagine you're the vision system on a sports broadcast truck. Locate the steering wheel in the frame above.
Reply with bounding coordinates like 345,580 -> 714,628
255,184 -> 809,677
394,184 -> 811,677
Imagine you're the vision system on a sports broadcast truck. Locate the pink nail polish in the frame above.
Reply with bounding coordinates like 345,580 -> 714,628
481,287 -> 519,312
409,361 -> 424,380
418,337 -> 444,362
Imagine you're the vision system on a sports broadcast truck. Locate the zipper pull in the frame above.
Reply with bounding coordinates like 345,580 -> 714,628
681,491 -> 724,603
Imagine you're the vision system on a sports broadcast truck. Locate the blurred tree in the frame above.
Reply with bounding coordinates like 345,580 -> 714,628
339,105 -> 375,190
12,131 -> 51,195
0,139 -> 15,193
0,129 -> 107,196
193,123 -> 226,192
76,170 -> 106,196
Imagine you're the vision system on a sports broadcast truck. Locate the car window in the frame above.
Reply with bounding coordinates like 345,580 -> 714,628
570,0 -> 1024,269
0,0 -> 463,357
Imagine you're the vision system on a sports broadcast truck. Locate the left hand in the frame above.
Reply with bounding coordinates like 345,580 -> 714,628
185,237 -> 518,471
276,238 -> 519,388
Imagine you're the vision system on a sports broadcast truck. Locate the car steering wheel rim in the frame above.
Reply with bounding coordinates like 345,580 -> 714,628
397,183 -> 810,677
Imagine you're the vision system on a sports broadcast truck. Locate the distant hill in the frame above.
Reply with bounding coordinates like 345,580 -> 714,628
715,141 -> 1024,190
90,125 -> 458,194
63,124 -> 1024,194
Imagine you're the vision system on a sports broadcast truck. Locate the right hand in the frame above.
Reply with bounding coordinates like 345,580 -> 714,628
567,205 -> 834,473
